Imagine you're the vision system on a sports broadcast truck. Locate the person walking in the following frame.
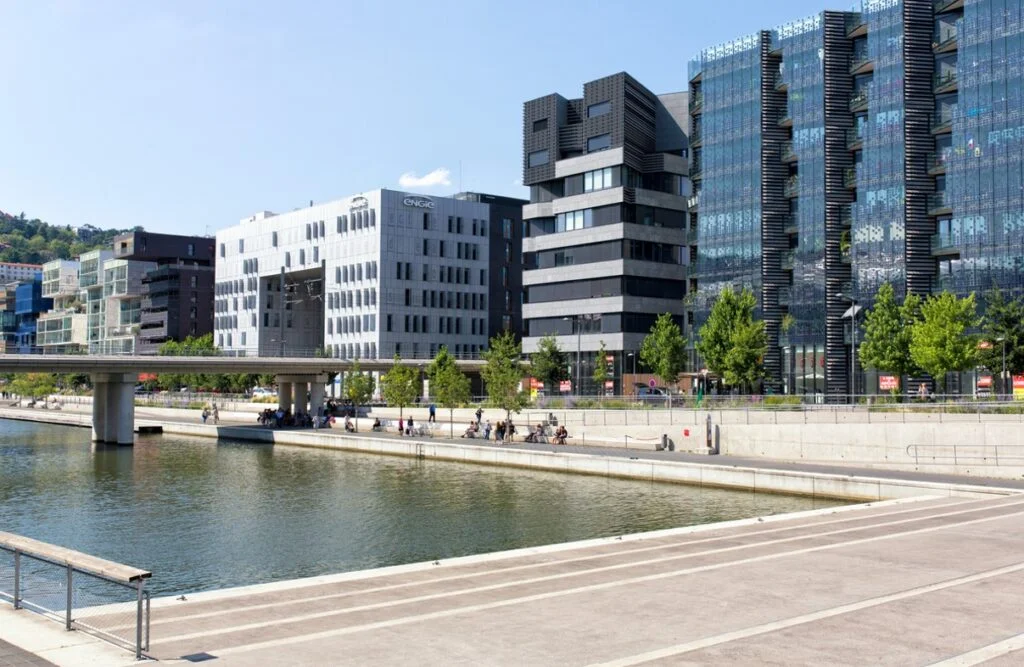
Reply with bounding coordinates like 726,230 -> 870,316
428,403 -> 436,423
201,407 -> 210,424
212,404 -> 220,425
407,416 -> 415,436
483,420 -> 492,440
475,407 -> 483,424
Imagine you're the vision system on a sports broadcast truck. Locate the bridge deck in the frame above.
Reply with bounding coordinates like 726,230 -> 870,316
114,495 -> 1024,664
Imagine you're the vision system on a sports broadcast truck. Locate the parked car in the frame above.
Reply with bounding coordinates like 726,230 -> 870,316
636,386 -> 670,403
251,387 -> 277,399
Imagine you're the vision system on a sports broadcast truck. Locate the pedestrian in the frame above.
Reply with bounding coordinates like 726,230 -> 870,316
495,420 -> 505,443
475,407 -> 483,424
407,416 -> 415,436
398,417 -> 404,436
428,403 -> 436,423
483,420 -> 492,440
506,419 -> 516,443
201,407 -> 209,424
212,404 -> 219,425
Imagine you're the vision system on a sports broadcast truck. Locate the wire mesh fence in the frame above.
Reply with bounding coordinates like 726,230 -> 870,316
0,541 -> 150,659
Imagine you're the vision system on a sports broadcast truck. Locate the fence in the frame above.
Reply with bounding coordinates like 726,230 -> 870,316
0,532 -> 151,659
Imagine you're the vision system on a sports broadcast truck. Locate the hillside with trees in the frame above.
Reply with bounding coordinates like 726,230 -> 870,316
0,209 -> 141,264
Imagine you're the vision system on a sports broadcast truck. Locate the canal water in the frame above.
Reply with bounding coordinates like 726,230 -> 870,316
0,420 -> 844,596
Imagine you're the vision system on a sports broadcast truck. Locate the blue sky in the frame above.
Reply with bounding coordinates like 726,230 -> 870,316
1,0 -> 840,236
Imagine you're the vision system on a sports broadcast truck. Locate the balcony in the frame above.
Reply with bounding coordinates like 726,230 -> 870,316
139,310 -> 168,327
79,274 -> 99,288
781,140 -> 798,164
933,0 -> 964,14
845,12 -> 866,38
783,216 -> 799,236
932,107 -> 955,134
849,52 -> 874,76
690,126 -> 702,147
932,274 -> 955,293
846,127 -> 864,151
781,250 -> 795,271
783,176 -> 800,199
927,151 -> 950,175
778,286 -> 792,306
686,228 -> 698,245
840,246 -> 852,264
777,111 -> 793,129
689,92 -> 703,115
844,167 -> 858,189
934,70 -> 958,94
927,192 -> 952,216
850,89 -> 869,113
933,23 -> 960,54
774,71 -> 788,92
931,233 -> 961,256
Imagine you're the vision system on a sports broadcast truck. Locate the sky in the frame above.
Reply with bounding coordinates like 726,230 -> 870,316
0,0 -> 840,236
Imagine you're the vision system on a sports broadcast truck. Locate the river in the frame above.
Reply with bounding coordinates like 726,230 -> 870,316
0,420 -> 843,596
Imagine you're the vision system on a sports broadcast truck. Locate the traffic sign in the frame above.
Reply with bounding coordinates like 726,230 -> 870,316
648,378 -> 656,388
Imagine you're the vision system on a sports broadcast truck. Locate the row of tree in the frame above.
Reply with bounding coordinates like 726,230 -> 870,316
859,283 -> 1016,392
0,210 -> 139,265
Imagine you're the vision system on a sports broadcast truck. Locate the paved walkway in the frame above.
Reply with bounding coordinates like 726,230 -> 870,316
0,640 -> 53,667
74,495 -> 1022,665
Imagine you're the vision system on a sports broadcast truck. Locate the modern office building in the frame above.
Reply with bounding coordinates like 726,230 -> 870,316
0,283 -> 19,353
110,231 -> 216,354
37,259 -> 86,353
214,189 -> 521,359
688,0 -> 1024,396
454,191 -> 528,339
0,262 -> 42,284
520,72 -> 692,395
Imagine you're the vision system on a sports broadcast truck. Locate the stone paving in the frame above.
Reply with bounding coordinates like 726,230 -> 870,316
0,640 -> 54,667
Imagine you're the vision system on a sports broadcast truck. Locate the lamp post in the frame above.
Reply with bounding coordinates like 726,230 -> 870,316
562,315 -> 582,397
626,352 -> 635,397
837,293 -> 860,402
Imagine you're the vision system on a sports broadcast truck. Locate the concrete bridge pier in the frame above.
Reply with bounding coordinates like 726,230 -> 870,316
91,373 -> 138,445
276,374 -> 328,416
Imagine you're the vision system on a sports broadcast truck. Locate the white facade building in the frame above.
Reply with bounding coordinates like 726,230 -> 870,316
0,262 -> 42,283
38,259 -> 86,352
214,189 -> 495,359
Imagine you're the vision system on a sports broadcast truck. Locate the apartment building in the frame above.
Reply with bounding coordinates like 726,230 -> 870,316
37,259 -> 86,353
520,72 -> 692,394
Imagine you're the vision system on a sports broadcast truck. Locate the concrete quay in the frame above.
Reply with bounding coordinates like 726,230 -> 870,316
6,495 -> 1024,665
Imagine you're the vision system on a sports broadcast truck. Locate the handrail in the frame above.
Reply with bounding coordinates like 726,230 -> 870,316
0,532 -> 151,583
0,532 -> 151,659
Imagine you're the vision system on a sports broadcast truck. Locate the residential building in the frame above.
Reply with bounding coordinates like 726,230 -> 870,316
454,192 -> 528,339
0,262 -> 42,284
14,279 -> 53,353
37,259 -> 86,353
214,189 -> 516,359
110,231 -> 216,354
688,0 -> 1024,396
520,72 -> 692,395
0,283 -> 19,353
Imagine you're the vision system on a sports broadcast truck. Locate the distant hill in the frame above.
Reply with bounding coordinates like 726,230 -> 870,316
0,210 -> 141,265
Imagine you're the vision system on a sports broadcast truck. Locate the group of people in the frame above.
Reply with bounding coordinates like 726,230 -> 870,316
201,404 -> 219,424
257,408 -> 334,429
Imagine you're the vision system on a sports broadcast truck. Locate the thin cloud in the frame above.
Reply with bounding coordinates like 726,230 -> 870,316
398,168 -> 451,188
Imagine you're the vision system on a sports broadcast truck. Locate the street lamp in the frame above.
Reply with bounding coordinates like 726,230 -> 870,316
562,315 -> 582,397
626,352 -> 636,396
836,292 -> 861,402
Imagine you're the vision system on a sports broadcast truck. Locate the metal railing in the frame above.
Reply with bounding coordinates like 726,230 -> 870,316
0,532 -> 151,659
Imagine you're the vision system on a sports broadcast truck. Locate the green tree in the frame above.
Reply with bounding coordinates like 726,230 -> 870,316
696,287 -> 766,391
380,355 -> 419,421
858,282 -> 922,388
592,340 -> 610,397
979,287 -> 1024,395
481,330 -> 528,423
530,334 -> 568,393
427,346 -> 471,437
11,373 -> 57,400
343,360 -> 375,432
909,291 -> 980,393
640,313 -> 687,390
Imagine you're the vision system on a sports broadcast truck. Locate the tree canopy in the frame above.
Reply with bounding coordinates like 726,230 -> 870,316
530,334 -> 568,391
858,282 -> 922,381
640,313 -> 687,388
0,210 -> 139,264
481,330 -> 528,422
380,355 -> 419,420
909,291 -> 980,392
979,288 -> 1024,389
696,287 -> 766,391
591,340 -> 610,394
343,360 -> 375,431
427,346 -> 471,437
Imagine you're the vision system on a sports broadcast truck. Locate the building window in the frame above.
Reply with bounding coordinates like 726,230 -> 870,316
319,220 -> 325,237
587,100 -> 611,118
313,247 -> 319,263
405,289 -> 411,306
219,243 -> 225,258
238,239 -> 245,253
528,149 -> 549,167
272,231 -> 278,247
190,275 -> 198,288
187,243 -> 195,257
587,133 -> 611,152
299,249 -> 306,265
423,213 -> 430,230
533,118 -> 548,132
584,166 -> 614,192
306,224 -> 312,240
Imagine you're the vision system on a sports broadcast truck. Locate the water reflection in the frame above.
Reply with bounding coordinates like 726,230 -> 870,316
0,421 -> 844,596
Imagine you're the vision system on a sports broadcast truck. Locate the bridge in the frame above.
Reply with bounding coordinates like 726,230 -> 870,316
0,355 -> 487,445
